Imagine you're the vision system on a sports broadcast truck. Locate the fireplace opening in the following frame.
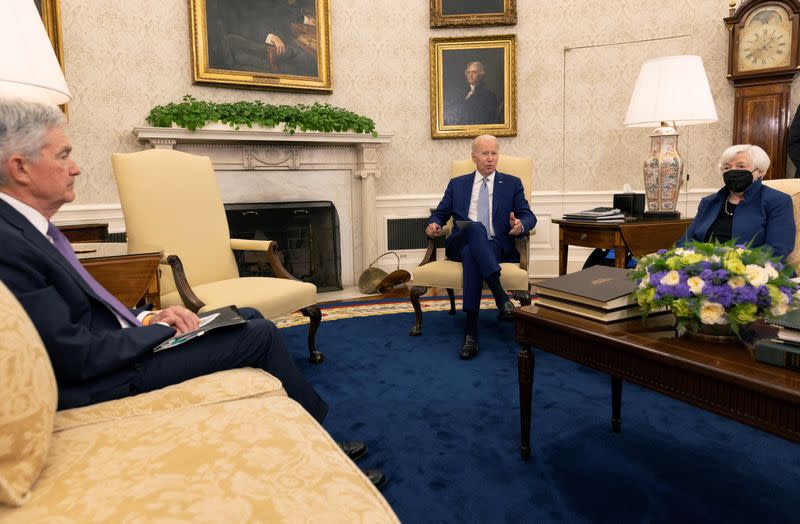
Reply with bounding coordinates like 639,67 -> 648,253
225,201 -> 342,292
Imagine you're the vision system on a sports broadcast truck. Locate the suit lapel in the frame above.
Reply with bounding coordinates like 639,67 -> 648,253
492,172 -> 506,224
0,200 -> 102,301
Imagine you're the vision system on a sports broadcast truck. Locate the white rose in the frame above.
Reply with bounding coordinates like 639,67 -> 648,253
710,255 -> 721,263
727,275 -> 746,289
687,276 -> 705,295
674,248 -> 687,256
744,264 -> 769,287
770,292 -> 790,317
660,270 -> 680,286
639,272 -> 651,289
699,301 -> 726,325
765,262 -> 779,280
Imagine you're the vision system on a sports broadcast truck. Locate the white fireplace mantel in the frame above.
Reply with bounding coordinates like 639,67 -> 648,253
133,126 -> 392,286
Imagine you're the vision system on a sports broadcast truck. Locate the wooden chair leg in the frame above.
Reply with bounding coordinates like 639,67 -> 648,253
447,288 -> 456,314
301,305 -> 324,364
409,285 -> 427,336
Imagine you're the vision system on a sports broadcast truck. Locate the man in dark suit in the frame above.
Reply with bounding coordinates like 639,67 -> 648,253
0,99 -> 385,486
426,135 -> 536,358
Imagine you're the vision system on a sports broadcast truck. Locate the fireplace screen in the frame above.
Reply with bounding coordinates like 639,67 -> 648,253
225,201 -> 342,292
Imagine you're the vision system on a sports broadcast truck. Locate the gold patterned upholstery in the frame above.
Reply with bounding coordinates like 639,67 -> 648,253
0,291 -> 398,521
0,282 -> 57,507
111,149 -> 325,363
762,178 -> 800,270
408,155 -> 534,336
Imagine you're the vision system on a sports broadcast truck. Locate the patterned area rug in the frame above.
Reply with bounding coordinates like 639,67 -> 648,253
274,296 -> 507,328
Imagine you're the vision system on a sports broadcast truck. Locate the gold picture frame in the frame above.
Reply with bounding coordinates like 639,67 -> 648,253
430,0 -> 517,28
35,0 -> 67,112
430,35 -> 516,139
189,0 -> 332,93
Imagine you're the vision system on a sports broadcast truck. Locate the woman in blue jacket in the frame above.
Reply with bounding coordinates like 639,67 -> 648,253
680,144 -> 795,260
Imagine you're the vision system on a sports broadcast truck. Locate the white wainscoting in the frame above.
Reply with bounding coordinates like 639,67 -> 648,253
375,189 -> 711,279
54,188 -> 711,280
52,204 -> 126,233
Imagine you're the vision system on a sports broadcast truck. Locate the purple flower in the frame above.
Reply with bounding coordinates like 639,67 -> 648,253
702,284 -> 734,308
657,249 -> 668,254
735,285 -> 758,304
712,269 -> 729,284
756,286 -> 772,307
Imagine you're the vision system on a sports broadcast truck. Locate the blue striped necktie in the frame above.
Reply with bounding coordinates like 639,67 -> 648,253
478,177 -> 490,237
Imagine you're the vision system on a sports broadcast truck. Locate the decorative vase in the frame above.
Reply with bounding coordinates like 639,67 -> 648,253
685,322 -> 739,344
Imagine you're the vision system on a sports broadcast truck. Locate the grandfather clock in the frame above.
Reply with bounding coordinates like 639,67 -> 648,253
725,0 -> 800,179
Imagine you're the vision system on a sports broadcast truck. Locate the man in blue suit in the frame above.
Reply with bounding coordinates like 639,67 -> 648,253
0,99 -> 386,486
426,135 -> 536,359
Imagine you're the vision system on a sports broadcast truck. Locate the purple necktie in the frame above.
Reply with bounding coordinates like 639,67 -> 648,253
47,223 -> 142,327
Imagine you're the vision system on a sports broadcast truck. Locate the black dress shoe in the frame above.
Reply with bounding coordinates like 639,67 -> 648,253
459,335 -> 480,360
497,300 -> 515,321
338,441 -> 368,462
363,468 -> 388,489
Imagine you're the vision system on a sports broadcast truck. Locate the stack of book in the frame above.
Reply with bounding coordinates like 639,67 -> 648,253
534,265 -> 651,322
563,207 -> 625,221
755,310 -> 800,371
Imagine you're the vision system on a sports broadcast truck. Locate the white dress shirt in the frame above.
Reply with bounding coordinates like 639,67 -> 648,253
467,171 -> 494,237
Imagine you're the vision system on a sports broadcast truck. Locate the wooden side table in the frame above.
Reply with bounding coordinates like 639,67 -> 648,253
74,243 -> 162,308
57,223 -> 109,242
552,218 -> 692,275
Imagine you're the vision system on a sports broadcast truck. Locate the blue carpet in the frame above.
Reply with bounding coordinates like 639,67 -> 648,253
282,311 -> 800,523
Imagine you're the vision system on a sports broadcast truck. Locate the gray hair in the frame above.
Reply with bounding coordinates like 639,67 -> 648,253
471,134 -> 498,153
465,61 -> 486,75
718,144 -> 770,177
0,99 -> 64,185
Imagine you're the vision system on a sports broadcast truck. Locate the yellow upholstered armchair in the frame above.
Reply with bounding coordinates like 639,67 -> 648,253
763,178 -> 800,270
408,155 -> 534,336
111,149 -> 324,363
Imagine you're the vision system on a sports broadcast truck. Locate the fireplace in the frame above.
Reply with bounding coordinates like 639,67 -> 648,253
134,125 -> 391,287
225,201 -> 342,292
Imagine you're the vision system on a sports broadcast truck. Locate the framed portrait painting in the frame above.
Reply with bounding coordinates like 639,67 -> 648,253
430,0 -> 517,28
35,0 -> 66,111
430,35 -> 516,139
189,0 -> 332,93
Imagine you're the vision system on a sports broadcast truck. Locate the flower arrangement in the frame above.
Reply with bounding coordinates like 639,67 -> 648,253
631,241 -> 799,336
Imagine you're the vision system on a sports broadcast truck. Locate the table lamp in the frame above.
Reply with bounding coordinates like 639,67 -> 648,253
623,55 -> 717,219
0,0 -> 71,105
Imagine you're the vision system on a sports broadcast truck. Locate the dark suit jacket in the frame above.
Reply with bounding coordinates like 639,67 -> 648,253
428,171 -> 537,262
0,199 -> 175,409
679,180 -> 796,260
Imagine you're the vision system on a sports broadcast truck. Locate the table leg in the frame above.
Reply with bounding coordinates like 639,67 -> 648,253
614,240 -> 626,268
518,341 -> 534,461
558,243 -> 569,276
611,375 -> 622,433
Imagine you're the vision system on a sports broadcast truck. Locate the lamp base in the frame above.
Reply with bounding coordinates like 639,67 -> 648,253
640,210 -> 681,221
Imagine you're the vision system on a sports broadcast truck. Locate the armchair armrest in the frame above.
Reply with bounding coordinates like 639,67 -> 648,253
160,253 -> 205,313
230,238 -> 298,280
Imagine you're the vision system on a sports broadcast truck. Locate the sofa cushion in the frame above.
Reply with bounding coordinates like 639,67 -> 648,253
1,397 -> 399,522
0,282 -> 57,507
55,367 -> 285,432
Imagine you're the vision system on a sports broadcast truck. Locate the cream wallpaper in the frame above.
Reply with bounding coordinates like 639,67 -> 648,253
58,0 -> 800,207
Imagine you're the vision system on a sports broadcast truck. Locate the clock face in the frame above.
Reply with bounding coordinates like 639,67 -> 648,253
737,5 -> 793,72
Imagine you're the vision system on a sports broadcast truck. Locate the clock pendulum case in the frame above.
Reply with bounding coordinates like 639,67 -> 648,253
725,0 -> 800,179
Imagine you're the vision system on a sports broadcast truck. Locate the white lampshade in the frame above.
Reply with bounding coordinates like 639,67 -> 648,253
623,55 -> 717,128
0,0 -> 71,105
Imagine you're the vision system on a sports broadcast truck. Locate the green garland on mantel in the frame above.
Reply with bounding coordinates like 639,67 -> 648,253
146,95 -> 378,136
